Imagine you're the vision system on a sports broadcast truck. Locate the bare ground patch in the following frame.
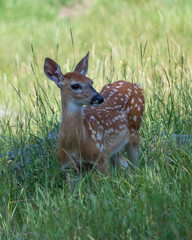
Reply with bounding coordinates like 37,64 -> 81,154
59,0 -> 93,18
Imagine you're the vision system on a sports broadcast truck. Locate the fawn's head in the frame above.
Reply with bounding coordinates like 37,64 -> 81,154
44,52 -> 104,112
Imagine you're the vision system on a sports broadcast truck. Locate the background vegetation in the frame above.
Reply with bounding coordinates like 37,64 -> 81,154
0,0 -> 192,239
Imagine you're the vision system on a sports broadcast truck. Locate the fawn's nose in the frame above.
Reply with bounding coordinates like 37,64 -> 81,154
96,94 -> 104,104
91,94 -> 104,105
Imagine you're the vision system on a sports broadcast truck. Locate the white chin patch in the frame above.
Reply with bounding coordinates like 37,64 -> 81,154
67,102 -> 83,114
92,103 -> 102,107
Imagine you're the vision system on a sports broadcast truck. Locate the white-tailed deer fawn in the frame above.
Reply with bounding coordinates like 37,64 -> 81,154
44,52 -> 144,175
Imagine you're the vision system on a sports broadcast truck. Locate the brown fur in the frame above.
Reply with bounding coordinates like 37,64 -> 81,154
44,54 -> 145,176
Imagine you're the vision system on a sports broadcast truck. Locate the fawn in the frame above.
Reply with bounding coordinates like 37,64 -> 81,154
44,52 -> 144,175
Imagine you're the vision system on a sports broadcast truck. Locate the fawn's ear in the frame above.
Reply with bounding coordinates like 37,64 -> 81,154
74,51 -> 89,76
44,58 -> 63,86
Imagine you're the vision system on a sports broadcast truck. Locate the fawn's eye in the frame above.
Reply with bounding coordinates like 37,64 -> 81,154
71,84 -> 81,90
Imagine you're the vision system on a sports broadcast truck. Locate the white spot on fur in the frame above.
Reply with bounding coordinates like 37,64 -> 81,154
107,128 -> 114,134
97,143 -> 104,152
119,124 -> 126,129
91,134 -> 96,141
96,132 -> 102,142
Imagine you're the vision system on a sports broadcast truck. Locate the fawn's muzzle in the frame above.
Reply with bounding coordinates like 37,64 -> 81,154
90,94 -> 104,105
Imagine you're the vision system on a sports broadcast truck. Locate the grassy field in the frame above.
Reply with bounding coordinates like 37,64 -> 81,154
0,0 -> 192,239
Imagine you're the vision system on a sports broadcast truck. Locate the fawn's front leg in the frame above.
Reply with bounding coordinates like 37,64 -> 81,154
97,154 -> 109,176
57,144 -> 71,169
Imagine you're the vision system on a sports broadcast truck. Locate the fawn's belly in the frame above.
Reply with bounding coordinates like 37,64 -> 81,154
105,129 -> 129,156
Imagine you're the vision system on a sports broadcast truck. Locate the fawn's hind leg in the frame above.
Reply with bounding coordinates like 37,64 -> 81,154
110,153 -> 128,169
126,135 -> 140,170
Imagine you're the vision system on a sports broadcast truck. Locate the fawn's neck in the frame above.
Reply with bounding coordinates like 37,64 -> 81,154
60,91 -> 84,141
61,90 -> 83,115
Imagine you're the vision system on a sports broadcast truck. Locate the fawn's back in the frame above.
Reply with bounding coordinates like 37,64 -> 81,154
83,80 -> 144,158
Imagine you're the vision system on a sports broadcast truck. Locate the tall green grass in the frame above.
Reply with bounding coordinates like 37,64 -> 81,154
0,0 -> 192,239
